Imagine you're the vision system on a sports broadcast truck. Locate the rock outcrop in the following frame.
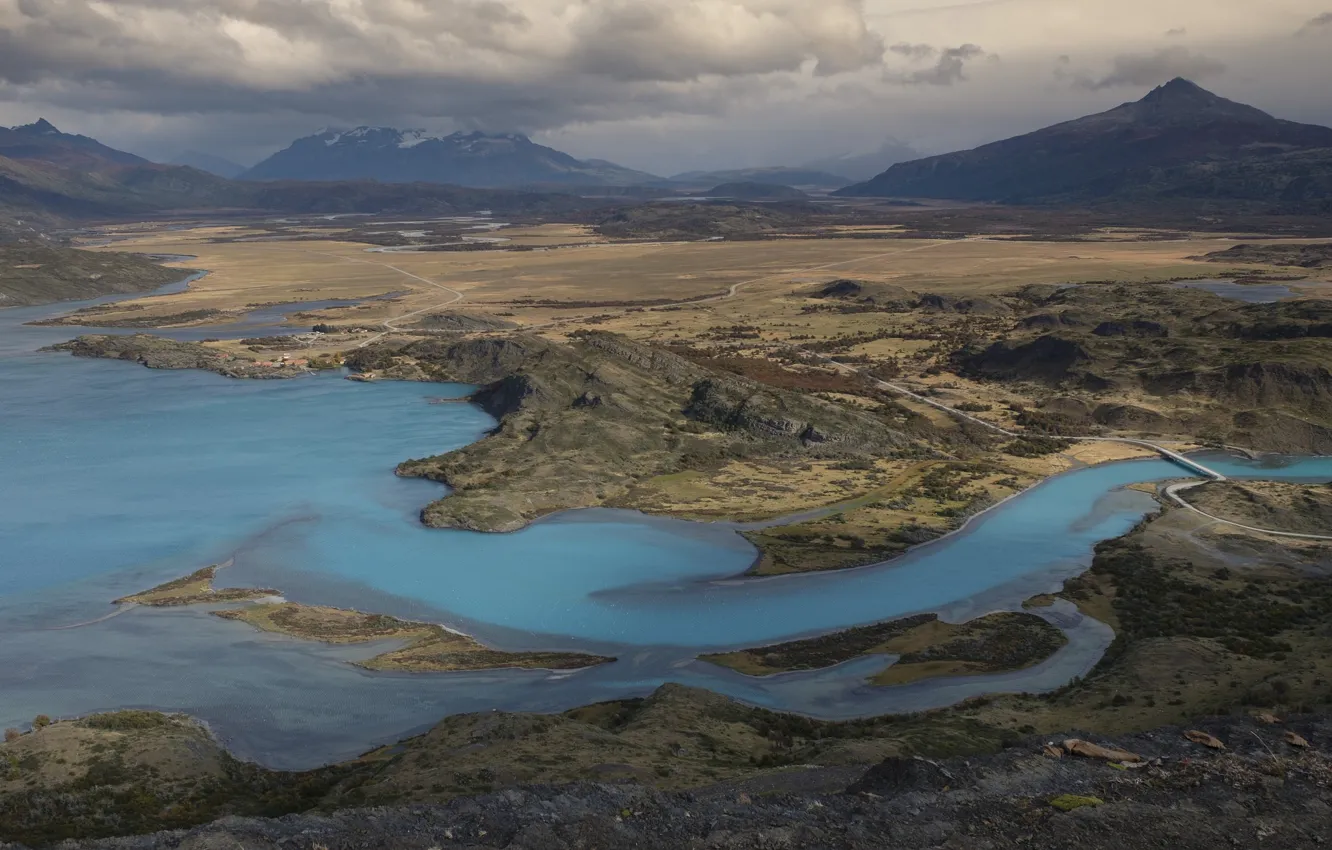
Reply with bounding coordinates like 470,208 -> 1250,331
48,335 -> 308,380
366,332 -> 911,532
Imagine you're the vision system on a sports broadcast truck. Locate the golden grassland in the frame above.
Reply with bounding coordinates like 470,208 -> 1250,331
77,221 -> 1310,340
214,603 -> 612,673
115,566 -> 277,607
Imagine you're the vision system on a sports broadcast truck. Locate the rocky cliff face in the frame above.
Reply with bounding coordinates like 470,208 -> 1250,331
34,714 -> 1332,850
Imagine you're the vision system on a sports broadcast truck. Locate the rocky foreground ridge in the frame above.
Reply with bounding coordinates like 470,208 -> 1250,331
13,714 -> 1330,850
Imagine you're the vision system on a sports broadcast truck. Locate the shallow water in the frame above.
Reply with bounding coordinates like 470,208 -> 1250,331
1174,279 -> 1298,303
2,280 -> 1330,768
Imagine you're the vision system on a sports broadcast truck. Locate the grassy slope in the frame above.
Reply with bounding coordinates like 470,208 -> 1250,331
0,243 -> 187,307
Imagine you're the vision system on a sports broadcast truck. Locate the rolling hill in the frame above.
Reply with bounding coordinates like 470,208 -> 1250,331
835,79 -> 1332,207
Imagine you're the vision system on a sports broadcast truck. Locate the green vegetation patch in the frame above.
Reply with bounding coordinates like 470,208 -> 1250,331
702,612 -> 1067,685
1050,794 -> 1104,812
1090,539 -> 1332,666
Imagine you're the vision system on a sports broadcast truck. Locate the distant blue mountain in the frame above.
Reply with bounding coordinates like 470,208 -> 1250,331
242,128 -> 660,188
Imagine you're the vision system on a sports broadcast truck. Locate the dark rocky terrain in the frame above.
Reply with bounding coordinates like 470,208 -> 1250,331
350,331 -> 920,531
705,182 -> 809,201
836,79 -> 1332,210
592,201 -> 815,241
48,335 -> 310,379
6,714 -> 1330,850
950,285 -> 1332,452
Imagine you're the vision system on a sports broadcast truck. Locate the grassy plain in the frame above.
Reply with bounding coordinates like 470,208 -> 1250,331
76,220 -> 1313,339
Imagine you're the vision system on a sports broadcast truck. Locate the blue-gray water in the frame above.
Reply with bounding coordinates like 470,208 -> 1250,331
2,281 -> 1330,768
1174,279 -> 1298,303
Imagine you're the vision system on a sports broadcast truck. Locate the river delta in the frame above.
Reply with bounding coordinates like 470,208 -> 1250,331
2,279 -> 1330,770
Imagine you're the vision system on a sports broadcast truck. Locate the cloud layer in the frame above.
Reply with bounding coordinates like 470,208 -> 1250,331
0,0 -> 883,127
1063,46 -> 1227,90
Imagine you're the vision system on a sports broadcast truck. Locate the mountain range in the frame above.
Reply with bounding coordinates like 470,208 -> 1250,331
5,78 -> 1332,228
0,121 -> 609,225
241,128 -> 658,188
836,79 -> 1332,206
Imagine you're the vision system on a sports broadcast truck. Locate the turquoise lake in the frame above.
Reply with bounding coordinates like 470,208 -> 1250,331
2,283 -> 1329,768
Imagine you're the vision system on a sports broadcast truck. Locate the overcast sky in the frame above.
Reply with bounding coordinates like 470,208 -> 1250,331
1,0 -> 1330,174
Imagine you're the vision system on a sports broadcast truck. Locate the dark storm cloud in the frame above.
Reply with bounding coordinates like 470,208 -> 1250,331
889,43 -> 937,61
1068,46 -> 1226,90
0,0 -> 885,128
886,44 -> 989,86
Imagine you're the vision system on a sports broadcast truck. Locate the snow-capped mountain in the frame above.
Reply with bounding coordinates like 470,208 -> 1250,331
241,128 -> 659,188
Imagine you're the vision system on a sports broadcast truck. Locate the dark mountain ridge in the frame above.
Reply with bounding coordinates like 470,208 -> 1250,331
242,127 -> 657,188
0,120 -> 607,223
836,79 -> 1332,205
0,118 -> 149,170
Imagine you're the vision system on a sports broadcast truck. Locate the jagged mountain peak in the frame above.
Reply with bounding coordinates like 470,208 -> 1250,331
1143,77 -> 1216,103
17,118 -> 61,135
1126,78 -> 1272,122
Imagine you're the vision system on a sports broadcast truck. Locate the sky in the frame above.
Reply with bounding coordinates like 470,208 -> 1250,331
1,0 -> 1331,175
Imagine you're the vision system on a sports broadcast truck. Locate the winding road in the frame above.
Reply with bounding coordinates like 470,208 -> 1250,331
813,353 -> 1332,541
302,250 -> 466,348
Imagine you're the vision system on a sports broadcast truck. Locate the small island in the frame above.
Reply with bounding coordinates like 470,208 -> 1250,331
701,611 -> 1068,686
119,567 -> 613,674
